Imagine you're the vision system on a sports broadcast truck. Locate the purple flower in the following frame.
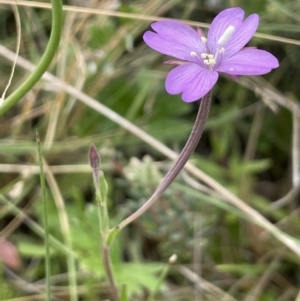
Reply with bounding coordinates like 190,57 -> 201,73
143,7 -> 279,102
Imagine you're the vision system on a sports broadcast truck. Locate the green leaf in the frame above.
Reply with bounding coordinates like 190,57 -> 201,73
120,284 -> 128,301
114,263 -> 165,296
18,242 -> 55,257
216,264 -> 269,276
231,159 -> 272,176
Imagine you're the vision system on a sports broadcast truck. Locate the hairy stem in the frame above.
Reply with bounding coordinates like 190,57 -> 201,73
0,0 -> 63,115
117,91 -> 212,230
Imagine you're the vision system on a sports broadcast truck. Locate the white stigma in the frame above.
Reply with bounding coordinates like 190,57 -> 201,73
217,25 -> 235,46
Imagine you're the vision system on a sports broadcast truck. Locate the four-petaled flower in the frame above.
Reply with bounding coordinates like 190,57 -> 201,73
143,7 -> 279,102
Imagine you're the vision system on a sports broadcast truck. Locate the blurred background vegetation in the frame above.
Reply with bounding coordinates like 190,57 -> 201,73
0,0 -> 300,300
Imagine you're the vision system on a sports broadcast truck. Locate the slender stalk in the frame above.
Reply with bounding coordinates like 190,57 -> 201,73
36,130 -> 51,301
117,91 -> 212,230
0,3 -> 21,104
147,255 -> 177,301
99,189 -> 119,301
0,0 -> 63,115
89,145 -> 119,301
42,160 -> 78,301
103,245 -> 120,301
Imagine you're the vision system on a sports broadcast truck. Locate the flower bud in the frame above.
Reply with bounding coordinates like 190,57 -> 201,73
89,144 -> 101,170
168,254 -> 177,264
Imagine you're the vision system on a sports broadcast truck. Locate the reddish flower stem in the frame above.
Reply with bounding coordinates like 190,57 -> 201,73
117,90 -> 212,230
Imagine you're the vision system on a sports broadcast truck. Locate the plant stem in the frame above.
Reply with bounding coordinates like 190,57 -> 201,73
117,91 -> 212,230
103,245 -> 120,301
147,256 -> 175,301
42,160 -> 78,301
36,130 -> 51,301
91,160 -> 119,301
0,0 -> 63,115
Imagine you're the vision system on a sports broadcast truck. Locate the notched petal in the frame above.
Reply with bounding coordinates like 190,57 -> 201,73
217,48 -> 279,75
165,63 -> 218,102
207,7 -> 245,54
223,14 -> 259,58
151,20 -> 199,39
143,31 -> 185,59
143,20 -> 206,61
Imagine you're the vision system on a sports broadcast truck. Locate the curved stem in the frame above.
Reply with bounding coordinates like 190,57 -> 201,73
118,91 -> 213,230
0,0 -> 63,115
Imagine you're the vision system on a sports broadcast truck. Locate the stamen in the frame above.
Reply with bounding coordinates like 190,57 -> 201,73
203,59 -> 209,65
219,47 -> 225,54
201,53 -> 208,58
190,51 -> 197,57
208,58 -> 216,65
217,25 -> 235,46
201,37 -> 207,44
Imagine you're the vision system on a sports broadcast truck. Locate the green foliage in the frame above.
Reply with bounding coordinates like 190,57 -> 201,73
114,263 -> 164,296
18,241 -> 55,257
1,0 -> 300,300
216,263 -> 270,276
88,21 -> 116,49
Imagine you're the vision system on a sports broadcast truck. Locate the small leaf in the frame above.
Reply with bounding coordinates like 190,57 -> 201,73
107,226 -> 120,246
120,284 -> 128,301
216,264 -> 269,276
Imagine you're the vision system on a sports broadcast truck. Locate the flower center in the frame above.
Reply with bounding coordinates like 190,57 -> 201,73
201,53 -> 216,66
190,25 -> 235,70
